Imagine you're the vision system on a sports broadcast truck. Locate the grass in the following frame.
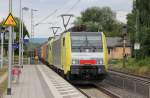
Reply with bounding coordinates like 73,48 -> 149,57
0,67 -> 7,77
0,66 -> 8,97
0,80 -> 7,97
110,57 -> 150,77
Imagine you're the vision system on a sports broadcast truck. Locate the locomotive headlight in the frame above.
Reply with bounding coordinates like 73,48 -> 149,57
97,59 -> 103,65
72,59 -> 79,64
72,60 -> 76,64
99,59 -> 103,64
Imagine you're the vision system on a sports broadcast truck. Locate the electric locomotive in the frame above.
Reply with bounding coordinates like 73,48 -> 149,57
48,31 -> 108,82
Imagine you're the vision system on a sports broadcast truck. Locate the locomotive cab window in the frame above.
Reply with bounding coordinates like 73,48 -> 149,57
71,32 -> 103,52
63,38 -> 65,46
49,45 -> 51,50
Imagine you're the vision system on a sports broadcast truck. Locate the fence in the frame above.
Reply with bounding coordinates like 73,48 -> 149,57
106,71 -> 150,98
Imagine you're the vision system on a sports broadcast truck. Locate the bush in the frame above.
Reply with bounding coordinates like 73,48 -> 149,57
111,57 -> 150,76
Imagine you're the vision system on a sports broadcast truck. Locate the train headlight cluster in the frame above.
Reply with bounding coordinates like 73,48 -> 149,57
97,59 -> 103,65
72,59 -> 79,64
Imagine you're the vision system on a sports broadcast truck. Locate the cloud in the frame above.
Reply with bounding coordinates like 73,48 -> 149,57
116,11 -> 129,23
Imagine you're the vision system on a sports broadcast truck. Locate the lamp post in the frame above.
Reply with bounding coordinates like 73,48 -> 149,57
19,0 -> 22,68
30,9 -> 38,63
21,7 -> 29,67
31,9 -> 38,42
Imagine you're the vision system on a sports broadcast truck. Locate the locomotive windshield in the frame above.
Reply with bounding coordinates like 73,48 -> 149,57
71,32 -> 103,52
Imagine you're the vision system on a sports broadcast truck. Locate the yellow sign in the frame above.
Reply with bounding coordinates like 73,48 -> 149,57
3,13 -> 17,26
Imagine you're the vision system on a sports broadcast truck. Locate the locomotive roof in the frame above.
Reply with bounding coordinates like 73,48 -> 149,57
53,35 -> 61,41
52,32 -> 102,42
70,32 -> 102,36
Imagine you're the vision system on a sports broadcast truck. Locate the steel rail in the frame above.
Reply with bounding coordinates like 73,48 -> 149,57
93,84 -> 121,98
109,70 -> 150,84
76,88 -> 91,98
109,69 -> 150,80
76,84 -> 120,98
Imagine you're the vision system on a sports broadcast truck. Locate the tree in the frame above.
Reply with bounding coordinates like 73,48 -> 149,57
0,17 -> 29,39
0,17 -> 29,55
127,0 -> 150,58
136,0 -> 150,27
14,17 -> 29,40
74,6 -> 124,36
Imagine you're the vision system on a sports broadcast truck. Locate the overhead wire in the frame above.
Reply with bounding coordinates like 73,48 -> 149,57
66,0 -> 81,13
35,0 -> 82,36
35,9 -> 58,25
35,0 -> 72,25
49,0 -> 81,26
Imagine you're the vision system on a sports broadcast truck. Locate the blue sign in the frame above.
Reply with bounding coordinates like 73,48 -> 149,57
24,39 -> 29,45
12,43 -> 19,49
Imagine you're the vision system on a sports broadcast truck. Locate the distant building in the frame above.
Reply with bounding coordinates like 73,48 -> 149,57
107,37 -> 131,59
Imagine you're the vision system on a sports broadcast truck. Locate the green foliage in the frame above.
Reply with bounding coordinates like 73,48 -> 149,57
14,17 -> 29,40
127,13 -> 136,42
74,6 -> 124,37
136,0 -> 150,13
0,80 -> 7,96
0,17 -> 29,40
136,0 -> 150,27
111,57 -> 150,76
127,0 -> 150,58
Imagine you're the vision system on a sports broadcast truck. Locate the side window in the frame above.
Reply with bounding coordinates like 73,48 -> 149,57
63,38 -> 65,46
49,45 -> 51,50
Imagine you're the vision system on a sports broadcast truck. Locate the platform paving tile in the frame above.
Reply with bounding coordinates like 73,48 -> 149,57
4,65 -> 52,98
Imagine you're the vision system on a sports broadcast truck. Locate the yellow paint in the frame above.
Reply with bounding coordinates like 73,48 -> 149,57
61,32 -> 72,74
102,32 -> 109,70
4,13 -> 17,26
48,39 -> 53,65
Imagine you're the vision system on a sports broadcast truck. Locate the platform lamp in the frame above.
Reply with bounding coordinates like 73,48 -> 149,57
21,7 -> 29,67
122,25 -> 128,68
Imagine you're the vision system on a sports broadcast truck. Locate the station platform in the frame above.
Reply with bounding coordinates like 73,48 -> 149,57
4,65 -> 87,98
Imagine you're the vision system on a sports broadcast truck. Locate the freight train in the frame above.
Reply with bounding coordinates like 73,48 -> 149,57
36,31 -> 109,83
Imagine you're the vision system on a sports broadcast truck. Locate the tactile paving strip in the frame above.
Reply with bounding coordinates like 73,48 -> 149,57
37,65 -> 87,98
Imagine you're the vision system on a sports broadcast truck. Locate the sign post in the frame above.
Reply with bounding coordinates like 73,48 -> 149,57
122,26 -> 127,68
3,0 -> 17,95
134,43 -> 140,58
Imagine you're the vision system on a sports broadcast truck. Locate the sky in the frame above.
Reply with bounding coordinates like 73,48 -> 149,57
0,0 -> 133,38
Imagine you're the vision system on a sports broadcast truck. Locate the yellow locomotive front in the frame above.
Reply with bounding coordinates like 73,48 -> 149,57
68,32 -> 108,82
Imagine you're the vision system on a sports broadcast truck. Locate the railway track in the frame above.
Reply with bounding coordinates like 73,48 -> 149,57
76,84 -> 120,98
75,70 -> 150,98
109,69 -> 150,81
104,70 -> 150,98
45,63 -> 150,98
45,63 -> 120,98
75,70 -> 149,98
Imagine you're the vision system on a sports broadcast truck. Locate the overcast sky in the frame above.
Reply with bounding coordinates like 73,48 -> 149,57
0,0 -> 133,38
